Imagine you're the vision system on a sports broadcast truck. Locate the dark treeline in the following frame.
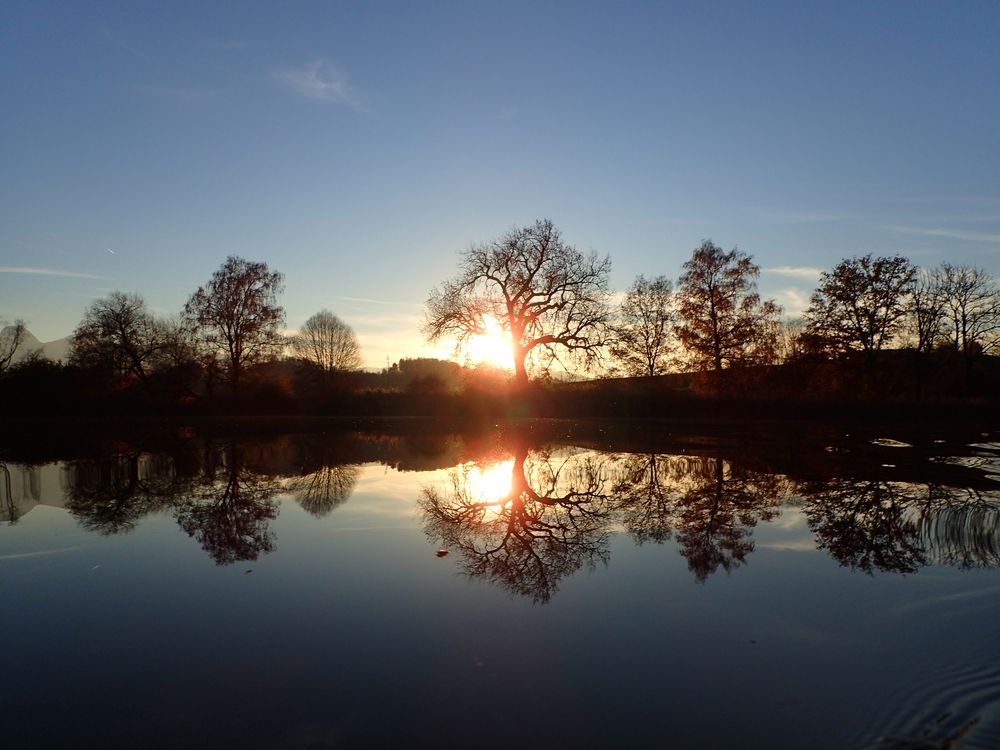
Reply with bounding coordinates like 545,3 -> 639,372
2,221 -> 999,420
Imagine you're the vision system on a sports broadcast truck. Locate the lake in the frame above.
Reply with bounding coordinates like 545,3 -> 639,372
3,420 -> 1000,749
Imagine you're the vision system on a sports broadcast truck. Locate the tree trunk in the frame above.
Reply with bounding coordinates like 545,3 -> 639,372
513,348 -> 529,387
509,320 -> 530,387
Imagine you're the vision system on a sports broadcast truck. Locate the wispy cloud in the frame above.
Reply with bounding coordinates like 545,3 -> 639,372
888,226 -> 1000,243
0,267 -> 102,279
765,266 -> 824,280
770,287 -> 812,317
331,295 -> 422,307
274,59 -> 367,110
0,546 -> 83,561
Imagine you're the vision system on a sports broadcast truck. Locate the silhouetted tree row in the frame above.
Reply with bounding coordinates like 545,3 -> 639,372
2,221 -> 998,414
422,220 -> 1000,398
0,255 -> 368,412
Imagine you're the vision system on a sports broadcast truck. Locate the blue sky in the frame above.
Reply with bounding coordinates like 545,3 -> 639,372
2,1 -> 999,366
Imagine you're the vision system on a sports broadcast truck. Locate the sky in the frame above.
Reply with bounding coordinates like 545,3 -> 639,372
2,1 -> 999,368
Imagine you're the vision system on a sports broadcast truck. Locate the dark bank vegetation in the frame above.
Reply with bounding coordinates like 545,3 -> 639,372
2,221 -> 999,422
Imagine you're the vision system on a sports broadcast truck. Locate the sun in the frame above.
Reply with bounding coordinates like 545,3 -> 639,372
465,317 -> 514,369
465,460 -> 515,504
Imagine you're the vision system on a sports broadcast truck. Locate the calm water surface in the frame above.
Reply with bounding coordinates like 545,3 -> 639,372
3,422 -> 1000,749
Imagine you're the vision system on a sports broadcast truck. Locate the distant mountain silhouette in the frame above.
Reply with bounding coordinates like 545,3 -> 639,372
3,326 -> 71,363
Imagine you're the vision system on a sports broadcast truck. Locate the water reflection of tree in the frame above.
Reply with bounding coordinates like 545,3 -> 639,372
673,458 -> 785,581
286,464 -> 360,517
421,447 -> 615,603
65,453 -> 190,534
614,454 -> 685,544
1,462 -> 24,523
801,479 -> 1000,574
174,442 -> 282,565
801,479 -> 925,574
615,454 -> 786,582
916,486 -> 1000,569
58,435 -> 358,564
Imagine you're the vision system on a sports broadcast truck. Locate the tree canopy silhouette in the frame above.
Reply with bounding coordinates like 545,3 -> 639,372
935,263 -> 1000,355
69,292 -> 167,391
424,219 -> 612,384
675,241 -> 780,372
291,309 -> 363,374
803,254 -> 915,361
184,256 -> 285,392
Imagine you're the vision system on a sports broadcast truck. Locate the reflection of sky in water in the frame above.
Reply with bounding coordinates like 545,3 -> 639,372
281,463 -> 452,527
755,507 -> 818,551
3,436 -> 1000,749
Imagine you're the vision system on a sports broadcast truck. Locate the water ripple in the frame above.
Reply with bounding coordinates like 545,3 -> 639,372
852,653 -> 1000,749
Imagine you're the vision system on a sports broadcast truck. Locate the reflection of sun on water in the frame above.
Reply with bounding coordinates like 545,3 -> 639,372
465,460 -> 515,515
466,317 -> 514,369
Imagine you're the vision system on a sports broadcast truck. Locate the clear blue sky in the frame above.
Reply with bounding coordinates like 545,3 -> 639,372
3,1 -> 999,367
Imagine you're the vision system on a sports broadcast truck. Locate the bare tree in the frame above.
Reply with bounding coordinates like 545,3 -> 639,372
611,274 -> 675,377
803,254 -> 916,361
291,309 -> 363,373
908,268 -> 947,355
424,219 -> 612,385
69,292 -> 166,389
935,264 -> 1000,355
0,319 -> 26,374
675,240 -> 781,372
184,256 -> 285,392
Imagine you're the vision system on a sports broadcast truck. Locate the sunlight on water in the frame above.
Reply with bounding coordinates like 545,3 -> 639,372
463,459 -> 515,504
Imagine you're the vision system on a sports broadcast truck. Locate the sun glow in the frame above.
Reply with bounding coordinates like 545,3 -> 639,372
465,460 -> 515,506
465,317 -> 514,369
